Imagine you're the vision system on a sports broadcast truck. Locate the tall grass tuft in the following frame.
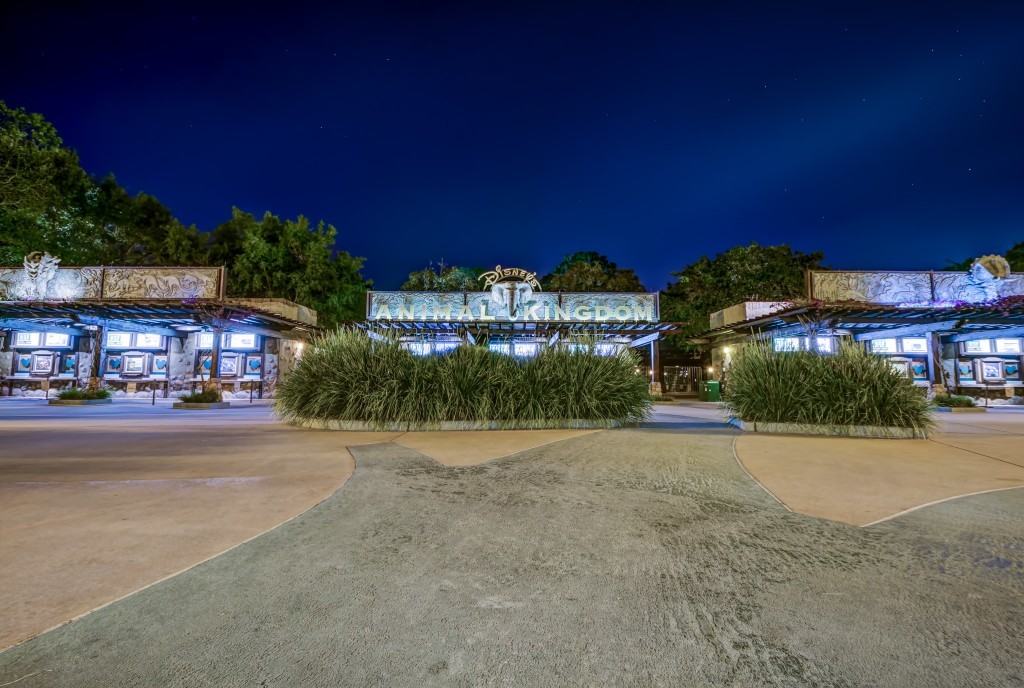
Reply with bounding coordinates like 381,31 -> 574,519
724,341 -> 934,431
276,330 -> 652,428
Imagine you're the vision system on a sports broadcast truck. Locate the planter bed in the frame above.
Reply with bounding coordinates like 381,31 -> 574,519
290,418 -> 623,431
727,417 -> 927,439
172,402 -> 232,410
934,406 -> 987,413
47,398 -> 113,406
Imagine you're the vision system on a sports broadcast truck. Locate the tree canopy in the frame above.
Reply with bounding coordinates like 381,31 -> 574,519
541,251 -> 645,292
400,262 -> 484,291
661,243 -> 825,344
947,242 -> 1024,272
0,101 -> 370,326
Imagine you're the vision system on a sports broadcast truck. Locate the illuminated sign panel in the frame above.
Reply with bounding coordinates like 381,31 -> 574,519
368,265 -> 658,323
367,290 -> 657,323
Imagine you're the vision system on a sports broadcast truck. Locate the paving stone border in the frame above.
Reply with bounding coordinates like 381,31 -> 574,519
727,417 -> 927,439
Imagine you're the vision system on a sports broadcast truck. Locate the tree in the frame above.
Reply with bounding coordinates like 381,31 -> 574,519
211,208 -> 371,327
541,251 -> 645,292
947,242 -> 1024,272
0,101 -> 371,325
400,262 -> 484,291
0,101 -> 106,264
0,101 -> 189,266
662,243 -> 825,344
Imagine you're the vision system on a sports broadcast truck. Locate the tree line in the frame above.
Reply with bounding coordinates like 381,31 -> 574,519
3,101 -> 1019,337
0,101 -> 370,326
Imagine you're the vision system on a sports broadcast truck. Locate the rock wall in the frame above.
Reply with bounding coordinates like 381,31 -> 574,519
169,334 -> 197,393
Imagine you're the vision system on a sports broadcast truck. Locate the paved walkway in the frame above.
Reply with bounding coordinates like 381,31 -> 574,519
1,411 -> 1022,687
0,401 -> 593,648
732,408 -> 1024,525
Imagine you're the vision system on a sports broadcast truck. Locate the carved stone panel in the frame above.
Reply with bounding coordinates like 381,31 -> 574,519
101,267 -> 221,299
809,271 -> 933,305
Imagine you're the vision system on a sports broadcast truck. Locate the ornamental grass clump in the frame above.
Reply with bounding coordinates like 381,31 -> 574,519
57,387 -> 111,400
933,394 -> 975,408
724,341 -> 933,431
275,329 -> 651,428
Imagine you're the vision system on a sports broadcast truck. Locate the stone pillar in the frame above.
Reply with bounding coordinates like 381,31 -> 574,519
207,325 -> 223,393
929,331 -> 948,394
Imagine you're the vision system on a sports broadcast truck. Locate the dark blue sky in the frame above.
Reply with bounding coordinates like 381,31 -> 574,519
3,1 -> 1022,289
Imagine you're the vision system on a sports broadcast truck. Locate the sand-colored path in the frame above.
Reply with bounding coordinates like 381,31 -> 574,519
735,410 -> 1024,526
0,401 -> 591,649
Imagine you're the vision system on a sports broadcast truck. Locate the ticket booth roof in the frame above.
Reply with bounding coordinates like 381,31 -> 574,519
0,299 -> 318,339
691,300 -> 1024,346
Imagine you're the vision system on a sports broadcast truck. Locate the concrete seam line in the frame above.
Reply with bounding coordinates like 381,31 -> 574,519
398,429 -> 603,468
861,484 -> 1024,528
730,435 -> 794,514
0,447 -> 359,655
925,437 -> 1024,470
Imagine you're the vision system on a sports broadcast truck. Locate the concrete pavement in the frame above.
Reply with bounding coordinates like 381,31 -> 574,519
733,408 -> 1024,526
0,400 -> 597,648
1,426 -> 1021,687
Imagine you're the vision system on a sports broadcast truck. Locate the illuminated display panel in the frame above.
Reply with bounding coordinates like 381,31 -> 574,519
14,332 -> 42,347
980,360 -> 1004,381
135,333 -> 164,349
107,332 -> 132,348
43,332 -> 70,347
870,339 -> 898,354
513,342 -> 539,357
773,337 -> 801,352
995,338 -> 1022,354
488,342 -> 512,355
224,333 -> 257,350
964,340 -> 992,354
196,332 -> 259,350
901,337 -> 928,354
402,341 -> 431,356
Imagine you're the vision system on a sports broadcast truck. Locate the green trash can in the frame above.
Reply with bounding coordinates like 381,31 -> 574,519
701,380 -> 721,402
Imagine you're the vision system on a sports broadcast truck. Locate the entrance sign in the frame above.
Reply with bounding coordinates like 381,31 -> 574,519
368,264 -> 657,323
479,265 -> 541,290
367,290 -> 657,323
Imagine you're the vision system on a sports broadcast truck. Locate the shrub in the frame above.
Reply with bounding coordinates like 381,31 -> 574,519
180,389 -> 222,403
57,387 -> 111,400
723,341 -> 933,431
933,394 -> 975,408
275,330 -> 651,427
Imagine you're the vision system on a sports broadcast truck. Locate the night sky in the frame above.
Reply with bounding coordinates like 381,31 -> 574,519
3,2 -> 1022,289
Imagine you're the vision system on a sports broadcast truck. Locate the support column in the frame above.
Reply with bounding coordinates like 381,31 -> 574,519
929,331 -> 948,394
88,325 -> 105,390
649,339 -> 662,395
207,325 -> 224,394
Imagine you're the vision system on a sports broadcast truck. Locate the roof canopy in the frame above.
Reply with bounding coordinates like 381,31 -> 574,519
693,300 -> 1024,345
0,299 -> 317,340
